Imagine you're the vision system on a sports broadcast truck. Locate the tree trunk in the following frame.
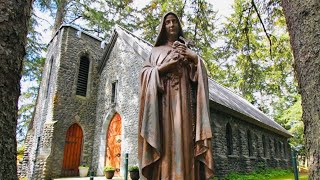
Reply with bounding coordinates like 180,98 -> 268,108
281,0 -> 320,178
52,0 -> 68,37
0,0 -> 32,179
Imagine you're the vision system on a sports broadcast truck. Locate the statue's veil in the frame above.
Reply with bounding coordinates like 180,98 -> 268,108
154,12 -> 184,47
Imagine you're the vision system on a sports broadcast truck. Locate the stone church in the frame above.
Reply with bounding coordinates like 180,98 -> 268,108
20,25 -> 292,179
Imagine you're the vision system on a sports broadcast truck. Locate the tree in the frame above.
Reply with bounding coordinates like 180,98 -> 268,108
81,0 -> 137,39
0,0 -> 32,178
35,0 -> 68,34
218,0 -> 298,117
281,0 -> 320,178
278,95 -> 305,157
137,0 -> 222,78
17,12 -> 46,144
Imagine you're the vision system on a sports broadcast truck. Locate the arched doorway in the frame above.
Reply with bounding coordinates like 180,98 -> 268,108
105,113 -> 122,176
61,123 -> 83,176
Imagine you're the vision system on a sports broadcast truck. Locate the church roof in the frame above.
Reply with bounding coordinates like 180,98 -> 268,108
49,24 -> 103,44
102,25 -> 292,138
208,79 -> 292,138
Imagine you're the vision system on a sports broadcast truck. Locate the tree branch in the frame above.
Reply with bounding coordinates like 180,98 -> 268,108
251,0 -> 273,58
67,15 -> 82,24
179,0 -> 187,18
32,12 -> 53,26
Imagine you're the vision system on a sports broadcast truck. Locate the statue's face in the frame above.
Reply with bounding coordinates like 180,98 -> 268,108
164,14 -> 179,40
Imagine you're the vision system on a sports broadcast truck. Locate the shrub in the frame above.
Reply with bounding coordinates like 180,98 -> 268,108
129,165 -> 139,172
104,165 -> 115,172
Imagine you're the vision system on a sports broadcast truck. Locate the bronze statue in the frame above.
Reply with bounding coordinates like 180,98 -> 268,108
138,12 -> 213,180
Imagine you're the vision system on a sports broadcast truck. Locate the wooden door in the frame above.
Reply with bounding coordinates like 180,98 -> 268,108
61,123 -> 83,177
106,113 -> 122,176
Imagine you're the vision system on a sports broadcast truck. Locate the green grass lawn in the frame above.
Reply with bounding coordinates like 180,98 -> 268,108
270,173 -> 308,180
216,169 -> 309,180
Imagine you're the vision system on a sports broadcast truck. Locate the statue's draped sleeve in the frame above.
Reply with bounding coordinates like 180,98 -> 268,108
193,57 -> 214,179
138,52 -> 163,178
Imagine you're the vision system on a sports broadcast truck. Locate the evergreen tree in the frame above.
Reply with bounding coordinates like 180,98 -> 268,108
0,0 -> 32,178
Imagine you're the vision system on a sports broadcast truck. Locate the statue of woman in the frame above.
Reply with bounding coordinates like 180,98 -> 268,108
138,12 -> 213,180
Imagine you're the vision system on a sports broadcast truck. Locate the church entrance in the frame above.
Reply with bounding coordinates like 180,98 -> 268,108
61,123 -> 83,177
105,113 -> 122,176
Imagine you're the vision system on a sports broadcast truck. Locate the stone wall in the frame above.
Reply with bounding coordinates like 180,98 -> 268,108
92,34 -> 144,175
20,26 -> 104,179
210,108 -> 291,177
19,29 -> 63,179
46,27 -> 104,178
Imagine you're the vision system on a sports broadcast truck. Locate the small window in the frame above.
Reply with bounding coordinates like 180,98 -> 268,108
247,130 -> 253,156
46,57 -> 54,98
262,135 -> 267,157
111,81 -> 118,104
226,123 -> 233,155
76,56 -> 90,96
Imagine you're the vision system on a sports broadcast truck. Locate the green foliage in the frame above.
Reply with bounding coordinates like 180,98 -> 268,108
137,0 -> 223,79
17,145 -> 25,161
17,11 -> 46,144
79,164 -> 89,168
17,145 -> 25,155
81,0 -> 137,39
104,165 -> 115,172
218,0 -> 300,129
129,165 -> 139,172
255,162 -> 267,173
279,95 -> 304,155
34,0 -> 84,29
216,0 -> 304,157
219,169 -> 292,180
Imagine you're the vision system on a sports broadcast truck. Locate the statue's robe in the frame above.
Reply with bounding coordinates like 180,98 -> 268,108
138,45 -> 214,180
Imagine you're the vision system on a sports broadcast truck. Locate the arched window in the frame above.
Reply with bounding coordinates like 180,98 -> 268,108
247,130 -> 253,156
226,123 -> 233,155
76,56 -> 90,96
269,138 -> 272,156
279,141 -> 283,158
238,129 -> 242,155
262,135 -> 267,157
274,139 -> 278,158
284,141 -> 287,158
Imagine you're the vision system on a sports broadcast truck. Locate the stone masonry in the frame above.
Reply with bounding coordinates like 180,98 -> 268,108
20,25 -> 292,179
20,25 -> 104,179
92,33 -> 145,175
210,109 -> 291,177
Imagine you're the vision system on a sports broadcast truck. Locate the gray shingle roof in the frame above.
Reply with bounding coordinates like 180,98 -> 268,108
208,79 -> 291,137
109,26 -> 292,138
